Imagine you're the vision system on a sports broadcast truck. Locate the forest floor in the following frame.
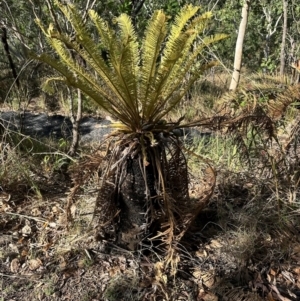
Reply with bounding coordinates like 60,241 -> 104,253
1,110 -> 300,301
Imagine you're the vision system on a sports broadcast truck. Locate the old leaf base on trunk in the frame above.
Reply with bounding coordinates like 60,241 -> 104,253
71,134 -> 216,263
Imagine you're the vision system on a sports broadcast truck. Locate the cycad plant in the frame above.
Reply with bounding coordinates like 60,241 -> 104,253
35,2 -> 226,258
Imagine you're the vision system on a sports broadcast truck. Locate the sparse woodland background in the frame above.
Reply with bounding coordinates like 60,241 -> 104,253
1,1 -> 300,301
1,0 -> 300,100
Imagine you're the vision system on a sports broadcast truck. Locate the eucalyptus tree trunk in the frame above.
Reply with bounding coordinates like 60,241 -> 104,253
229,0 -> 251,91
280,0 -> 288,77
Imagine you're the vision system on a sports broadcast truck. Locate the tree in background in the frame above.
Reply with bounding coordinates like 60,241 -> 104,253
280,0 -> 288,77
1,0 -> 300,103
259,0 -> 282,73
229,0 -> 251,91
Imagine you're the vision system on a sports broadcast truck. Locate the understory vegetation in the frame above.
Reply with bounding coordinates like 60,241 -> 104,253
1,1 -> 300,301
1,72 -> 300,301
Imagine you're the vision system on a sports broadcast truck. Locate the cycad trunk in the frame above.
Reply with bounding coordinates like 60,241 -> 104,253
93,138 -> 191,251
117,156 -> 156,250
93,145 -> 161,250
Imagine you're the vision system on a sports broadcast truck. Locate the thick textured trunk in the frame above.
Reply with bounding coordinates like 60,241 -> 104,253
92,147 -> 158,250
118,156 -> 156,250
93,138 -> 192,251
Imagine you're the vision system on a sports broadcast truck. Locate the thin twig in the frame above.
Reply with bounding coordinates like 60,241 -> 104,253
33,151 -> 76,162
2,212 -> 47,223
0,273 -> 39,281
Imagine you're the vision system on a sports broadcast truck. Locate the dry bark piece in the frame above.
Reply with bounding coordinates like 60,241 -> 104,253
10,258 -> 20,273
28,258 -> 43,270
197,289 -> 218,301
21,224 -> 32,237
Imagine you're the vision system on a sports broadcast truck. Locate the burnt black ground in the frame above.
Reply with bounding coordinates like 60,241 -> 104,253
0,111 -> 112,143
0,111 -> 211,144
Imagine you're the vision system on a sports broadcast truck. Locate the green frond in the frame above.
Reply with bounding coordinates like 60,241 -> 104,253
155,61 -> 220,122
140,10 -> 167,119
185,11 -> 212,32
41,77 -> 65,95
34,2 -> 225,133
37,6 -> 142,127
87,10 -> 141,125
33,52 -> 75,85
200,33 -> 229,47
35,18 -> 51,38
162,4 -> 199,65
53,3 -> 120,94
114,14 -> 139,116
142,9 -> 227,122
49,32 -> 126,111
88,10 -> 115,50
53,3 -> 125,98
35,53 -> 115,114
148,30 -> 196,119
162,33 -> 227,98
48,38 -> 112,102
88,10 -> 121,71
148,33 -> 227,121
156,30 -> 198,101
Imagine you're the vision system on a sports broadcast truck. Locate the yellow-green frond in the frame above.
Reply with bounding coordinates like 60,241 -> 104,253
151,6 -> 202,108
34,2 -> 225,133
166,33 -> 228,91
41,77 -> 65,95
37,7 -> 139,126
140,10 -> 167,119
154,61 -> 220,122
52,31 -> 124,104
114,14 -> 139,115
89,10 -> 116,51
37,53 -> 115,110
143,10 -> 226,121
186,11 -> 213,32
161,5 -> 199,65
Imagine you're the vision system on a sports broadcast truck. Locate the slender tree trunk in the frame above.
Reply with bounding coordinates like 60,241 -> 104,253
280,0 -> 288,77
68,88 -> 82,156
131,0 -> 146,26
260,5 -> 282,74
44,0 -> 95,156
229,0 -> 251,91
1,27 -> 20,89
